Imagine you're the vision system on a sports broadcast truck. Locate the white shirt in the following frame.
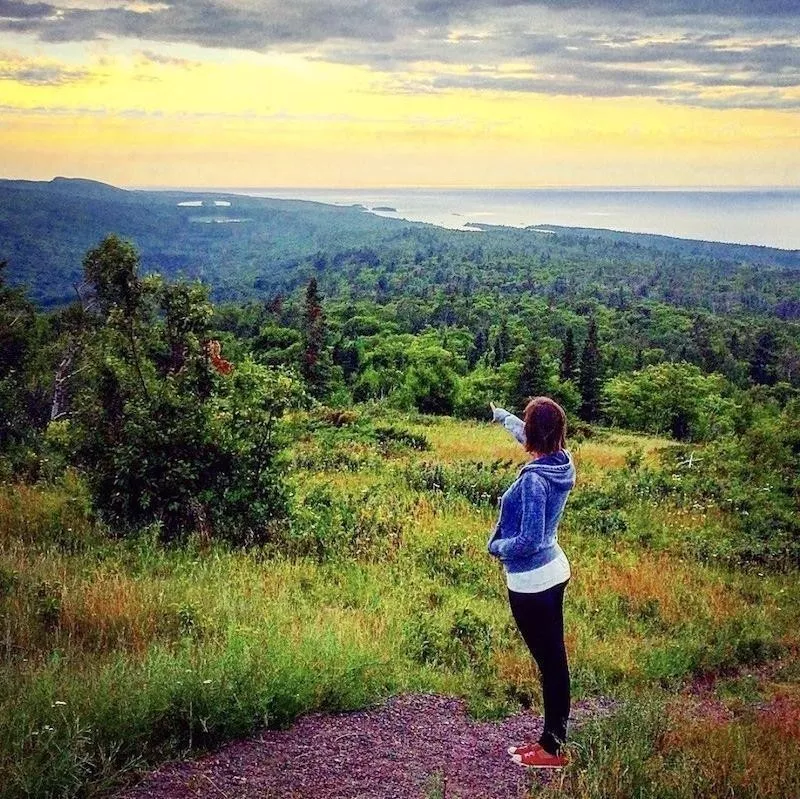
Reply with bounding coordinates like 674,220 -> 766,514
505,545 -> 571,593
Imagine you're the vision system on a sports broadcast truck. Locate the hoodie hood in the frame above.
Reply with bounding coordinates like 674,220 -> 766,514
519,449 -> 576,493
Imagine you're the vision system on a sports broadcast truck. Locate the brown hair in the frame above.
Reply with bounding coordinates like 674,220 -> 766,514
523,396 -> 567,455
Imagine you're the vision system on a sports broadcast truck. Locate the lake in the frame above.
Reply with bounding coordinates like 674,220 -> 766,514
195,187 -> 800,250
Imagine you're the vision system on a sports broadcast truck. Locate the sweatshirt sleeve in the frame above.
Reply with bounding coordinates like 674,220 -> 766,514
492,406 -> 527,446
488,474 -> 547,561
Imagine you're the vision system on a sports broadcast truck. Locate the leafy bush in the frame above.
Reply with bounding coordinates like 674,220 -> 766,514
403,602 -> 495,673
67,237 -> 305,544
353,333 -> 460,415
641,615 -> 782,687
411,536 -> 487,590
290,414 -> 428,471
0,474 -> 98,551
0,261 -> 53,478
567,481 -> 632,540
402,460 -> 516,506
603,362 -> 737,441
292,442 -> 381,473
454,367 -> 512,420
373,425 -> 430,452
656,400 -> 800,567
276,484 -> 407,561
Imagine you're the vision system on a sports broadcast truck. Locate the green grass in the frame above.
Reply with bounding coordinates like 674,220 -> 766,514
1,411 -> 799,798
547,687 -> 800,799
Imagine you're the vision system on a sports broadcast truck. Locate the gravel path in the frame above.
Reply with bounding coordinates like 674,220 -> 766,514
118,694 -> 617,799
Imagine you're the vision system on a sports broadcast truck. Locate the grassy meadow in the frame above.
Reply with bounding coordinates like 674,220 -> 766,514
2,409 -> 799,798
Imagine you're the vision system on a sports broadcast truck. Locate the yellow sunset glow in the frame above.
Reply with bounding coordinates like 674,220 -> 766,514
1,38 -> 798,186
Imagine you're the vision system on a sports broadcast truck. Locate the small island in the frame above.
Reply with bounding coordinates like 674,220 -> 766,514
372,206 -> 397,212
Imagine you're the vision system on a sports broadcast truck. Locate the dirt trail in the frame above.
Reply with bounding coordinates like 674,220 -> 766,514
117,694 -> 617,799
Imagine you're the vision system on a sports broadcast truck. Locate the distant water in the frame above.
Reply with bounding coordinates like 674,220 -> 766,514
185,188 -> 800,250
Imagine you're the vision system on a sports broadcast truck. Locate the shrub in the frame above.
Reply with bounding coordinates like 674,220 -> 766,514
276,484 -> 407,561
603,362 -> 737,441
68,237 -> 305,544
374,425 -> 430,452
412,537 -> 487,590
639,400 -> 800,567
404,602 -> 495,673
402,460 -> 516,506
0,475 -> 98,551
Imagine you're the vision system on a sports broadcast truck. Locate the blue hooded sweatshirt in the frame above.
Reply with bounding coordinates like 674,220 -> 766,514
487,425 -> 576,574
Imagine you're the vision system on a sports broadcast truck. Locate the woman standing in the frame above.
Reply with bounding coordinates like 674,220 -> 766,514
487,397 -> 575,769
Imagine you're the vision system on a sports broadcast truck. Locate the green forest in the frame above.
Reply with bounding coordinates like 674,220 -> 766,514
2,185 -> 800,798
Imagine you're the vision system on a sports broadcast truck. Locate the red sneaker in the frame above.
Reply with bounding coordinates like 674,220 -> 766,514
511,742 -> 568,769
507,742 -> 538,756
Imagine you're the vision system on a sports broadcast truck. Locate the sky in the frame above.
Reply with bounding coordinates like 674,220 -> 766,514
1,0 -> 799,187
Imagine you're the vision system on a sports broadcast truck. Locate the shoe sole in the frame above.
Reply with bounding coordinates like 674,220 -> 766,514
511,754 -> 568,769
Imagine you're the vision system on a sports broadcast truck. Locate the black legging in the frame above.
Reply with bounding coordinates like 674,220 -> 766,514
508,579 -> 570,755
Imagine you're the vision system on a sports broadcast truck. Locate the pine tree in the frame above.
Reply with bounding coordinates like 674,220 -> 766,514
514,341 -> 548,411
469,327 -> 488,368
579,318 -> 602,422
560,327 -> 577,381
302,278 -> 330,398
492,320 -> 510,366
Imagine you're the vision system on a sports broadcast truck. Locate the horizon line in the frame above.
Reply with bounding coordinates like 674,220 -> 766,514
135,184 -> 800,192
3,176 -> 800,193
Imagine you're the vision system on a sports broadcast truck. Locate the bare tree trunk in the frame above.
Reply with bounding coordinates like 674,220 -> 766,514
50,282 -> 94,422
50,343 -> 76,421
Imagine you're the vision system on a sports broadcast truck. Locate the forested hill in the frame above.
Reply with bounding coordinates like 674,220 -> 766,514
1,177 -> 799,315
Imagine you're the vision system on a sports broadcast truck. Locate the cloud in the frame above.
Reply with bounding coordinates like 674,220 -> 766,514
1,0 -> 799,109
6,0 -> 799,50
412,0 -> 800,20
0,0 -> 398,49
407,69 -> 800,109
325,21 -> 800,109
0,50 -> 93,83
4,64 -> 87,82
665,90 -> 800,110
0,0 -> 52,18
137,48 -> 198,68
